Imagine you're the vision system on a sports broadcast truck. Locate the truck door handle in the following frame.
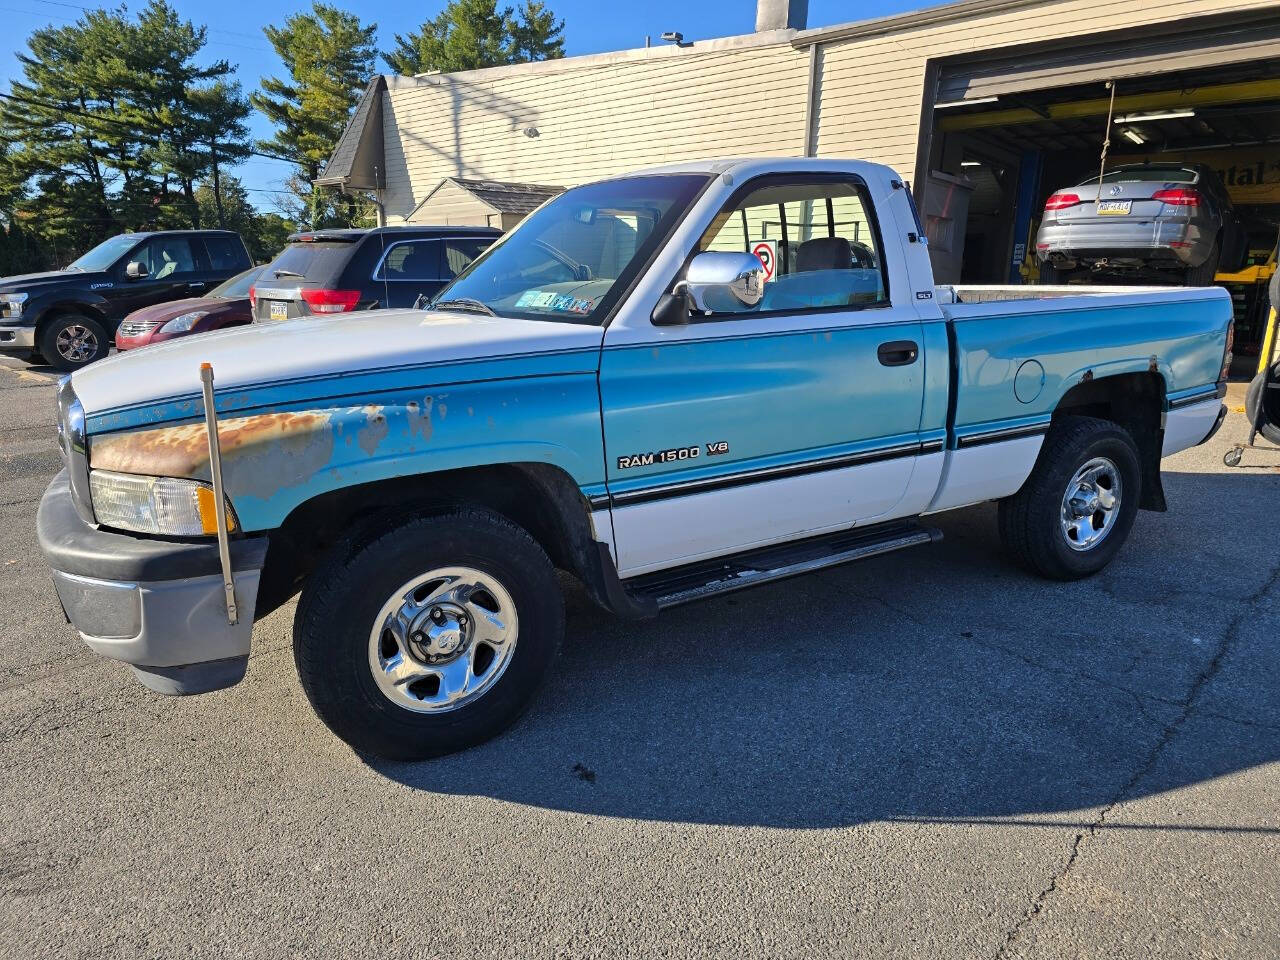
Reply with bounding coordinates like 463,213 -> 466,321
877,340 -> 919,366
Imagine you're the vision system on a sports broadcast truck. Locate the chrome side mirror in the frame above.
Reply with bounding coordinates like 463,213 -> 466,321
678,251 -> 766,313
125,261 -> 148,280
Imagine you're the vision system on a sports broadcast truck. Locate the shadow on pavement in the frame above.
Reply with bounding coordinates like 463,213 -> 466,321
373,468 -> 1279,829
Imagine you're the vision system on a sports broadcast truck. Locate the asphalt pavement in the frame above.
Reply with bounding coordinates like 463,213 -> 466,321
1,353 -> 1277,959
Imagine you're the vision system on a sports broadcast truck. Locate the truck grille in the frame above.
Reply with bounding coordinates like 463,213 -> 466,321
117,318 -> 164,337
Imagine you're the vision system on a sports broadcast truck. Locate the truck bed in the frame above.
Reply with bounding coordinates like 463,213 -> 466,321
932,282 -> 1232,447
936,283 -> 1201,306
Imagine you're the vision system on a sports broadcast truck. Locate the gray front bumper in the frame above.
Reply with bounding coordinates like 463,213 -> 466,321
38,471 -> 268,695
0,325 -> 36,350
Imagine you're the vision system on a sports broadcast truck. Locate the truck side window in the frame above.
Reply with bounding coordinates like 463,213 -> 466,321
377,240 -> 443,280
136,237 -> 198,280
441,238 -> 492,279
697,177 -> 888,315
204,236 -> 250,271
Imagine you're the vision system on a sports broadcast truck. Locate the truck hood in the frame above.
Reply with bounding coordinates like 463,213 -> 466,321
72,307 -> 605,417
0,269 -> 106,294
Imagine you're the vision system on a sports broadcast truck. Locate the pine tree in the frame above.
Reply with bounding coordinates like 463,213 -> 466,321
252,3 -> 378,227
1,2 -> 253,251
384,0 -> 564,76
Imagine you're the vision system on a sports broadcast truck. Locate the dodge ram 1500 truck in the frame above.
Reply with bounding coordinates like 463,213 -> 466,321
38,158 -> 1232,759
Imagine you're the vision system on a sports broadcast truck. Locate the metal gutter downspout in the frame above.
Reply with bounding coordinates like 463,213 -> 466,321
802,42 -> 820,157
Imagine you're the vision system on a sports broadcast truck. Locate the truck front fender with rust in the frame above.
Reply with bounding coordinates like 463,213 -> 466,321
89,374 -> 608,532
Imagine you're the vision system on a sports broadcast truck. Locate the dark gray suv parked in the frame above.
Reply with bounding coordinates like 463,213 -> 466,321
252,225 -> 501,322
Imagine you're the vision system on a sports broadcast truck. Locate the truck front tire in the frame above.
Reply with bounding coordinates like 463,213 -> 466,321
294,507 -> 565,760
998,416 -> 1141,580
40,313 -> 110,372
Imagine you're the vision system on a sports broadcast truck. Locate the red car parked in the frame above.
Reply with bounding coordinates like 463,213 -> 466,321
115,265 -> 264,350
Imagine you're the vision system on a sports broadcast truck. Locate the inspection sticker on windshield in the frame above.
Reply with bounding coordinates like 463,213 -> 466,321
516,290 -> 593,314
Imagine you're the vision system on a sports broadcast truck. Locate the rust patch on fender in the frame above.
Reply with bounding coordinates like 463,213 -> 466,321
356,405 -> 389,456
407,396 -> 434,442
1081,369 -> 1094,383
91,410 -> 335,501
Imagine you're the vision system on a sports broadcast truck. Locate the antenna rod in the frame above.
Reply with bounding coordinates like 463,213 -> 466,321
200,362 -> 239,625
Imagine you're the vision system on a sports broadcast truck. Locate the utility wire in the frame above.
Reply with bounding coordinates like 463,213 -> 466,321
14,0 -> 274,51
0,90 -> 304,167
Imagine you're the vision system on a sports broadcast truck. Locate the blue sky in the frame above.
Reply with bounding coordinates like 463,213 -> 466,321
1,0 -> 930,209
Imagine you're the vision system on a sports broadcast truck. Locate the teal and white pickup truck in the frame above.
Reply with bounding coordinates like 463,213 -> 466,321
38,158 -> 1232,759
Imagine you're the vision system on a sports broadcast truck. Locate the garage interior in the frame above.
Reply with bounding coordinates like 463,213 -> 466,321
920,12 -> 1280,375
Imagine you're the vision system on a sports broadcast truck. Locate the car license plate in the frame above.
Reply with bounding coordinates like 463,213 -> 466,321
269,301 -> 288,320
1096,200 -> 1132,216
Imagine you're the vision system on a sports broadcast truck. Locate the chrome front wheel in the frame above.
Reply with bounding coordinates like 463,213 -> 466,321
55,324 -> 99,363
295,508 -> 565,759
1059,456 -> 1122,551
368,566 -> 519,714
41,314 -> 109,372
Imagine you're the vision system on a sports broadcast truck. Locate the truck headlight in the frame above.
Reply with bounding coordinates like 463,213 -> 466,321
89,470 -> 239,536
4,292 -> 28,316
161,310 -> 209,333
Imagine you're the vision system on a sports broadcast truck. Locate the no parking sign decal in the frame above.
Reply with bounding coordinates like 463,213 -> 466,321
751,240 -> 777,282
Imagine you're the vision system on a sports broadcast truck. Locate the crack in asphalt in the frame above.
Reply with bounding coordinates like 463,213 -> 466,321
961,633 -> 1186,711
992,556 -> 1280,959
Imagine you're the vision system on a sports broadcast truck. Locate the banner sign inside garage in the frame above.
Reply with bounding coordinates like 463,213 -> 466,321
1113,148 -> 1280,205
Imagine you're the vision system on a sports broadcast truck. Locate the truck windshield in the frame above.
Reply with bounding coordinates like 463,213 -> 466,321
68,234 -> 142,272
433,174 -> 708,324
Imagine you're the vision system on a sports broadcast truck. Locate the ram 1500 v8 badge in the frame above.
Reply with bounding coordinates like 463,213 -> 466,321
38,158 -> 1232,759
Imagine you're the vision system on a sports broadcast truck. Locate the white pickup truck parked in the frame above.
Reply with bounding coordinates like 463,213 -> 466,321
39,158 -> 1232,759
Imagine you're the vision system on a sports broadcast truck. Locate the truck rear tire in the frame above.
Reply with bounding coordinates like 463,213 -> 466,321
39,313 -> 110,372
998,416 -> 1141,581
293,507 -> 565,760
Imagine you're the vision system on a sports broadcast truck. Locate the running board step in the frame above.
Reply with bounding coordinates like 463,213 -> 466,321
626,520 -> 942,609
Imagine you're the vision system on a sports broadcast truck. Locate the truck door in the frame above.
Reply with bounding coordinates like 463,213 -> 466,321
599,173 -> 927,578
112,236 -> 203,318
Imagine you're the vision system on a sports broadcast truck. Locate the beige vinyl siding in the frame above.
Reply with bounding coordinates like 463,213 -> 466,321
407,180 -> 501,227
381,40 -> 809,221
377,0 -> 1280,221
815,0 -> 1280,180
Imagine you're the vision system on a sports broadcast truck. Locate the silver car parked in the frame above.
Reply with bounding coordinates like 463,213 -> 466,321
1035,163 -> 1247,285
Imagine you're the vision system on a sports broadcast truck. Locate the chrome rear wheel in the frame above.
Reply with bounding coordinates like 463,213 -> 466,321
1059,456 -> 1121,551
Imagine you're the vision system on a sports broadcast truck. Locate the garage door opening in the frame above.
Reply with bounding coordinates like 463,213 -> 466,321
919,13 -> 1280,374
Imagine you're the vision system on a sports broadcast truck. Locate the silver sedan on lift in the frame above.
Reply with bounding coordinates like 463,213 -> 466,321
1034,162 -> 1247,286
